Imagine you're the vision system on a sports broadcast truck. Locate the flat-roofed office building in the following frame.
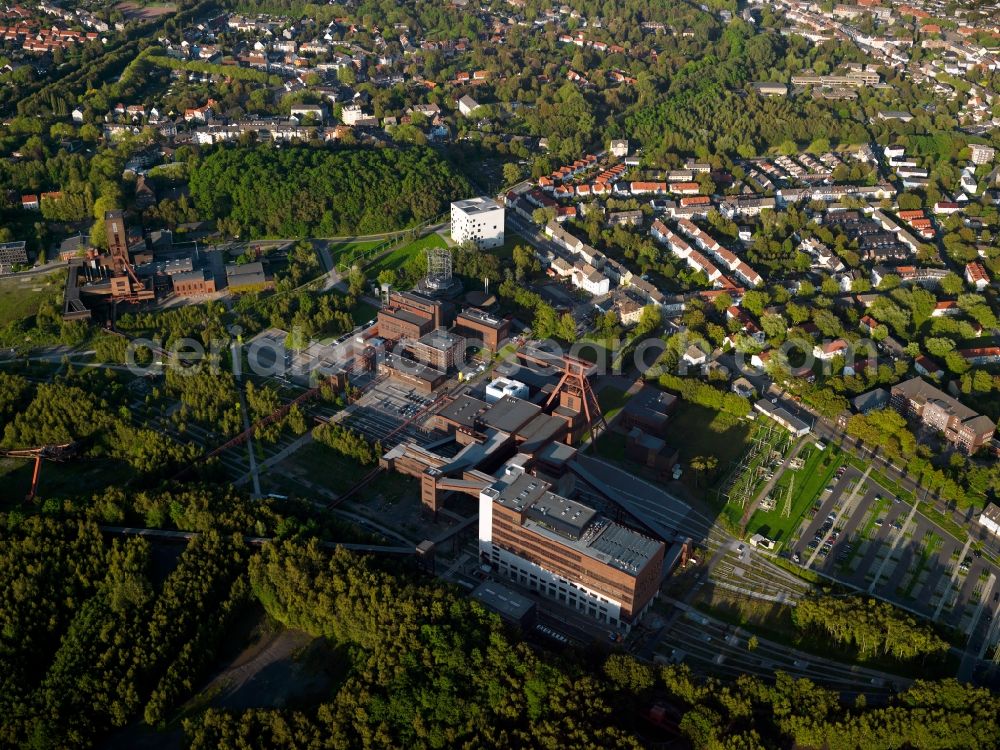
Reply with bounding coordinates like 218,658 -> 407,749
479,471 -> 664,629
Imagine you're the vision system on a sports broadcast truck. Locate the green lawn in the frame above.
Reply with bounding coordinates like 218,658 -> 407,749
577,336 -> 617,365
280,442 -> 367,496
329,239 -> 385,269
366,233 -> 447,277
0,455 -> 119,504
488,234 -> 522,264
597,386 -> 631,422
0,271 -> 65,326
902,532 -> 941,599
745,445 -> 842,545
860,496 -> 891,539
350,301 -> 378,326
669,402 -> 752,468
594,430 -> 627,462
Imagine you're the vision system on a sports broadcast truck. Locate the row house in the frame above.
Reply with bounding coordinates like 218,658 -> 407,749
932,300 -> 960,317
669,181 -> 700,195
726,306 -> 765,344
650,220 -> 722,284
184,98 -> 218,122
959,347 -> 1000,365
871,265 -> 949,287
545,221 -> 584,254
800,237 -> 845,272
630,181 -> 668,195
965,261 -> 991,290
676,218 -> 763,287
571,261 -> 610,295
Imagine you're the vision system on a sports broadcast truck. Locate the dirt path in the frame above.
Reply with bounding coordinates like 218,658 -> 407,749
201,627 -> 325,709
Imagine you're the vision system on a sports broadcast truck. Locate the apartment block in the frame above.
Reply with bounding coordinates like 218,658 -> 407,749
890,377 -> 995,454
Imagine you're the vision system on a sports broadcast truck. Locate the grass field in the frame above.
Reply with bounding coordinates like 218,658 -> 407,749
0,455 -> 117,504
366,233 -> 447,277
329,239 -> 385,269
745,445 -> 843,545
594,430 -> 627,462
577,336 -> 617,365
0,271 -> 65,326
488,234 -> 522,265
350,301 -> 378,326
281,443 -> 362,496
670,402 -> 753,468
597,386 -> 630,422
860,495 -> 891,539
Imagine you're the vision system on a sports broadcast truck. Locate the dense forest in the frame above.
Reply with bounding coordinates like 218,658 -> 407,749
1,504 -> 998,749
188,145 -> 471,237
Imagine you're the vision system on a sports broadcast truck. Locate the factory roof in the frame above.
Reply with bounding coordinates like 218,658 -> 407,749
436,393 -> 487,428
621,387 -> 677,419
417,328 -> 464,351
173,269 -> 212,284
457,307 -> 506,329
226,261 -> 269,287
514,413 -> 565,453
381,352 -> 446,383
481,396 -> 542,433
380,307 -> 431,327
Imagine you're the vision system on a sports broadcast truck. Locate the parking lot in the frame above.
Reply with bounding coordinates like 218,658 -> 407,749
789,465 -> 999,642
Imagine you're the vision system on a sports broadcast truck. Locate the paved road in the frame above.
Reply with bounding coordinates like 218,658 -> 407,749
813,420 -> 1000,563
237,381 -> 262,499
234,432 -> 313,488
959,573 -> 997,681
803,466 -> 872,570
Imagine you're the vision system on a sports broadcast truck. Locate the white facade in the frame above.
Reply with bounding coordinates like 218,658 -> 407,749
485,377 -> 529,403
969,144 -> 995,165
571,263 -> 610,295
979,504 -> 1000,536
340,104 -> 367,126
457,95 -> 480,116
488,543 -> 625,625
477,488 -> 626,627
451,197 -> 505,249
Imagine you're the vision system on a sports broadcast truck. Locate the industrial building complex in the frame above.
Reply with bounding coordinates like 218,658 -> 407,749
60,210 -> 270,322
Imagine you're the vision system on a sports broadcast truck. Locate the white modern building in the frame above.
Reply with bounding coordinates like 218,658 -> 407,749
451,196 -> 505,249
485,376 -> 529,403
979,503 -> 1000,537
